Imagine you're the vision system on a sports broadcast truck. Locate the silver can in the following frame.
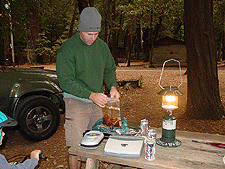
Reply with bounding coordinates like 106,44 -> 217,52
145,129 -> 156,161
140,119 -> 148,136
145,140 -> 156,161
147,129 -> 156,142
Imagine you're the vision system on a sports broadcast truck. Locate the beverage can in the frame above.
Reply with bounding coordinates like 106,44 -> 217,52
147,129 -> 156,142
145,129 -> 156,161
140,119 -> 148,136
145,140 -> 156,161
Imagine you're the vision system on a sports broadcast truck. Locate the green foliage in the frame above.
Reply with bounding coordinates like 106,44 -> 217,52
213,0 -> 225,49
35,31 -> 54,63
116,0 -> 184,39
52,25 -> 71,55
1,0 -> 224,64
139,75 -> 144,87
1,0 -> 75,64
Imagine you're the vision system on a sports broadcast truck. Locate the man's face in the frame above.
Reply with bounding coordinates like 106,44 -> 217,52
79,32 -> 99,45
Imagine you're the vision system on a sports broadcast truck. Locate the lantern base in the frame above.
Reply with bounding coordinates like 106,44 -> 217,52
156,138 -> 181,147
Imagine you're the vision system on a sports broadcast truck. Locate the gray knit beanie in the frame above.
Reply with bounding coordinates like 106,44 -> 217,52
78,7 -> 102,32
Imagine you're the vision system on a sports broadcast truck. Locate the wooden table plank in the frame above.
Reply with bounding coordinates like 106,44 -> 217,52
69,128 -> 225,169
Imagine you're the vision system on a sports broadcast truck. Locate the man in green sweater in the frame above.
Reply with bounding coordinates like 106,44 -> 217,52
56,7 -> 120,169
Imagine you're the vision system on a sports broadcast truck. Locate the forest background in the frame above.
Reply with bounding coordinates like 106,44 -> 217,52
0,0 -> 224,66
1,2 -> 225,167
1,0 -> 225,121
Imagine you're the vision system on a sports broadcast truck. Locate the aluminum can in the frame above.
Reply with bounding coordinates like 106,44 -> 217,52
145,140 -> 156,161
147,129 -> 156,142
140,119 -> 148,136
145,129 -> 156,161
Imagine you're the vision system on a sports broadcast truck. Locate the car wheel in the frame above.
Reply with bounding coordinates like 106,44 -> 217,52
50,94 -> 65,114
15,95 -> 60,141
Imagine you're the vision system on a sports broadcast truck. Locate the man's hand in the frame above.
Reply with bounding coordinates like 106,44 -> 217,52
89,93 -> 107,107
30,150 -> 41,161
110,86 -> 120,99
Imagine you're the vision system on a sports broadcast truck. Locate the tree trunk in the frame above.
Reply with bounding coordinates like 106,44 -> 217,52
77,0 -> 94,13
222,29 -> 225,60
153,16 -> 162,44
111,0 -> 118,66
103,0 -> 111,44
184,0 -> 225,120
1,0 -> 10,65
126,27 -> 134,67
217,30 -> 223,62
143,27 -> 150,62
173,18 -> 183,38
26,2 -> 41,64
136,21 -> 143,60
68,3 -> 78,38
116,12 -> 123,47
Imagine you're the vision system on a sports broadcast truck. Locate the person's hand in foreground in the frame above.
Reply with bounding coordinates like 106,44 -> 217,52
89,93 -> 107,108
110,86 -> 120,99
30,150 -> 41,161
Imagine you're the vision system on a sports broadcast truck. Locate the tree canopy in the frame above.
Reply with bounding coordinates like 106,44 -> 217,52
1,0 -> 224,65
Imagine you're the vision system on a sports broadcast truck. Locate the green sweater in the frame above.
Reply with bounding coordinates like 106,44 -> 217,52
56,33 -> 117,100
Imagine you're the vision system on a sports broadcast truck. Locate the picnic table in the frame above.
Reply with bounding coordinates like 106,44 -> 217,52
69,128 -> 225,169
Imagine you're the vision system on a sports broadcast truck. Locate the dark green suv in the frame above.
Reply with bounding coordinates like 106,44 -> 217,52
0,66 -> 65,141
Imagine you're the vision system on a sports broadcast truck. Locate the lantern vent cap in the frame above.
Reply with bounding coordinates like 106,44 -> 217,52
158,86 -> 183,96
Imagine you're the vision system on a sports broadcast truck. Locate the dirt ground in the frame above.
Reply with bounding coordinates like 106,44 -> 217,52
1,62 -> 225,169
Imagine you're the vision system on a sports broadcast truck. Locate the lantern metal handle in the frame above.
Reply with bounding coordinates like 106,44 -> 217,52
159,59 -> 183,89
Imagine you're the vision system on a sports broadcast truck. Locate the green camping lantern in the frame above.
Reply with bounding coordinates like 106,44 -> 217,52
156,59 -> 183,148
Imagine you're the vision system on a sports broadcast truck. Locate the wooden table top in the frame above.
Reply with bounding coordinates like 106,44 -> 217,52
69,128 -> 225,169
